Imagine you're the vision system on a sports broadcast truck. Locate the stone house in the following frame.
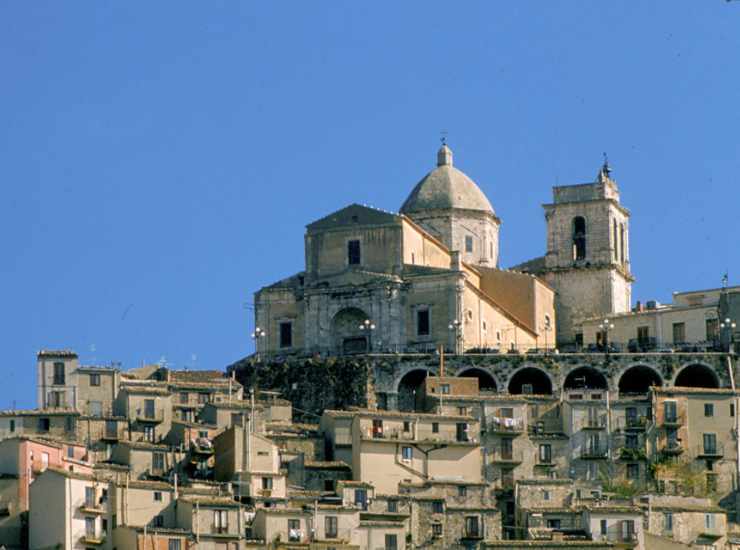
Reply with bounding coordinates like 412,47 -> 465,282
644,495 -> 727,549
110,479 -> 177,529
110,441 -> 182,480
175,495 -> 245,548
581,503 -> 644,548
115,384 -> 173,445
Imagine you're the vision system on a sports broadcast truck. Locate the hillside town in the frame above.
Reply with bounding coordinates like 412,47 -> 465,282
2,145 -> 739,550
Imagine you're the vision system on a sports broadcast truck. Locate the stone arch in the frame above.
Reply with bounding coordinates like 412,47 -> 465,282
457,367 -> 498,392
508,366 -> 553,395
618,364 -> 663,396
673,363 -> 720,389
331,307 -> 370,354
397,369 -> 429,412
563,366 -> 608,391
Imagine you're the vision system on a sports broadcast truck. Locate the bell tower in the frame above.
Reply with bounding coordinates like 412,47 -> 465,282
537,159 -> 633,345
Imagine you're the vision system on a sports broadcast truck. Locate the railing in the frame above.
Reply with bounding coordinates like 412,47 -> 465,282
490,448 -> 524,464
696,443 -> 724,457
582,417 -> 607,429
135,408 -> 165,423
660,441 -> 684,455
616,416 -> 649,431
488,417 -> 525,434
211,524 -> 229,534
659,409 -> 686,426
579,446 -> 608,459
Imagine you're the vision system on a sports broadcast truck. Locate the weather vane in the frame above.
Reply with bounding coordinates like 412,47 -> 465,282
440,129 -> 448,145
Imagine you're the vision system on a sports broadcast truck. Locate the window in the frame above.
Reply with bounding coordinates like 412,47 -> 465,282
324,479 -> 335,492
387,499 -> 398,513
279,321 -> 293,348
214,510 -> 228,533
456,423 -> 469,442
168,540 -> 181,550
458,406 -> 467,416
38,418 -> 50,432
262,477 -> 273,490
325,516 -> 337,538
664,512 -> 673,532
403,421 -> 410,432
432,523 -> 443,537
619,223 -> 625,263
89,373 -> 101,387
102,518 -> 108,532
385,534 -> 398,550
706,318 -> 719,341
440,384 -> 449,395
543,490 -> 550,501
144,425 -> 155,443
705,403 -> 714,417
85,517 -> 95,537
539,444 -> 552,464
401,446 -> 412,462
432,422 -> 439,433
153,515 -> 164,527
144,399 -> 156,419
9,420 -> 14,433
621,520 -> 635,541
154,491 -> 162,501
637,326 -> 650,345
703,433 -> 717,454
572,216 -> 586,261
732,403 -> 736,417
354,489 -> 368,510
672,322 -> 686,344
625,434 -> 638,449
288,518 -> 301,541
432,500 -> 444,513
613,220 -> 619,261
705,513 -> 716,529
547,519 -> 561,529
85,486 -> 96,507
627,463 -> 639,481
152,452 -> 165,472
601,519 -> 607,535
372,419 -> 383,438
482,320 -> 487,332
465,235 -> 473,253
197,393 -> 208,405
66,416 -> 75,432
89,401 -> 102,417
347,240 -> 361,265
416,309 -> 430,336
501,437 -> 513,460
67,446 -> 74,458
458,485 -> 467,497
53,362 -> 65,385
664,401 -> 677,422
465,515 -> 481,537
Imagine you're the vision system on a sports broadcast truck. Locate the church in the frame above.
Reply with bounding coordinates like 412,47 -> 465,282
254,143 -> 632,356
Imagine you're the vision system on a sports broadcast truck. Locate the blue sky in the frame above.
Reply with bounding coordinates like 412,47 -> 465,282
1,2 -> 738,408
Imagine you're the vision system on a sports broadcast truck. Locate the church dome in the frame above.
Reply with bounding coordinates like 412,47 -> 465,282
400,144 -> 495,215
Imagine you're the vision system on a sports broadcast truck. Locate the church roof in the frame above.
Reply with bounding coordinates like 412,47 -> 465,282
400,144 -> 495,215
306,203 -> 400,232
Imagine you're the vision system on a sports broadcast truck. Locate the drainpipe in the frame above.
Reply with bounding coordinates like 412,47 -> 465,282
726,355 -> 740,496
196,501 -> 200,543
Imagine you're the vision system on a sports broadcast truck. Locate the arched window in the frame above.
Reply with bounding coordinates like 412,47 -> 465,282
619,223 -> 625,264
572,217 -> 586,261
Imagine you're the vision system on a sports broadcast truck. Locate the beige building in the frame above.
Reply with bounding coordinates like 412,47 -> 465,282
644,495 -> 727,549
335,409 -> 483,494
255,145 -> 555,360
579,286 -> 736,351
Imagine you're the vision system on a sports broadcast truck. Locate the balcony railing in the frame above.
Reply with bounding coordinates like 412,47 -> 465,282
490,448 -> 524,464
660,411 -> 686,427
582,417 -> 607,430
579,446 -> 608,459
211,525 -> 230,535
135,408 -> 165,423
696,443 -> 724,458
80,533 -> 105,545
618,416 -> 649,431
488,417 -> 525,434
660,441 -> 684,455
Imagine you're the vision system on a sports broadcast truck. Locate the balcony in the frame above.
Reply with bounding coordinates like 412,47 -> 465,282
696,443 -> 724,458
660,441 -> 684,456
211,525 -> 230,535
101,429 -> 120,441
617,446 -> 647,461
80,533 -> 106,545
582,417 -> 607,430
488,417 -> 525,435
135,408 -> 165,424
660,411 -> 685,427
490,448 -> 523,464
79,501 -> 106,514
623,416 -> 648,431
579,446 -> 608,459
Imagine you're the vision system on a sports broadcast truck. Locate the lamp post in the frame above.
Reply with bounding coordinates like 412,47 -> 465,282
449,319 -> 463,355
251,327 -> 266,361
721,317 -> 737,354
359,319 -> 376,352
543,316 -> 553,353
599,318 -> 615,357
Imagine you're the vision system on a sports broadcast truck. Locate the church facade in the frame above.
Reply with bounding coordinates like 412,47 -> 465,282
255,145 -> 554,356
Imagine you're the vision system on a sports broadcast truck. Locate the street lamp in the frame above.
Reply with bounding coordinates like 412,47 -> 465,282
542,315 -> 553,353
359,319 -> 376,352
599,318 -> 615,356
721,317 -> 737,354
251,327 -> 266,360
449,319 -> 463,354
